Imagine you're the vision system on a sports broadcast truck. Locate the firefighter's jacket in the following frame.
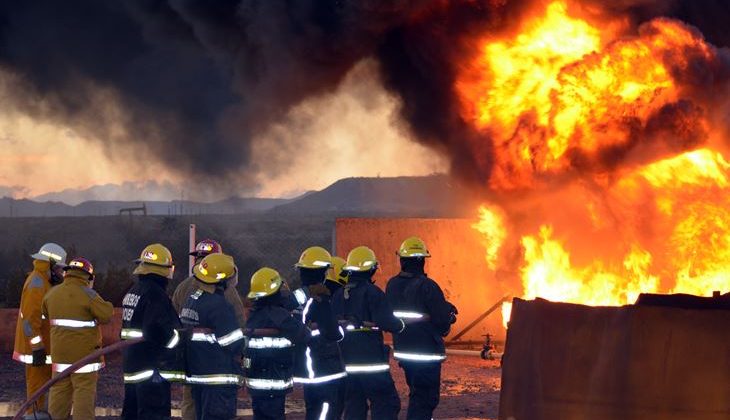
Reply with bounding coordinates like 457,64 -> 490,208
41,273 -> 114,373
331,274 -> 405,375
386,271 -> 455,363
13,260 -> 53,365
292,287 -> 346,385
180,285 -> 245,386
172,275 -> 246,327
243,296 -> 310,397
121,274 -> 183,383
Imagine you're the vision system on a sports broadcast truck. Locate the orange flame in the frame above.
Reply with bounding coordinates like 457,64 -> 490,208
463,1 -> 730,329
457,1 -> 714,189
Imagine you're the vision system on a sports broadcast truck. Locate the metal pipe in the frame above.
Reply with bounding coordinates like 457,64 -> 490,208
188,223 -> 196,276
448,294 -> 511,343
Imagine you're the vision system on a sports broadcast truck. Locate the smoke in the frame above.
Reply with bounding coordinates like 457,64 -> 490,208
1,0 -> 730,191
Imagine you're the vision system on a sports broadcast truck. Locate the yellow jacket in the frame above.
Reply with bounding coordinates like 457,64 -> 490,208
13,260 -> 53,364
41,273 -> 114,373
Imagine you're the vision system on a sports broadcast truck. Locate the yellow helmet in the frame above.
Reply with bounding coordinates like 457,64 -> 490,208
397,236 -> 431,258
326,256 -> 349,285
344,246 -> 378,272
194,253 -> 236,284
133,243 -> 174,279
248,267 -> 283,299
295,246 -> 332,269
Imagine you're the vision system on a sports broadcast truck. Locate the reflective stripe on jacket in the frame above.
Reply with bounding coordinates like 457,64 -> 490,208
42,274 -> 114,369
121,274 -> 183,383
181,287 -> 245,386
13,261 -> 52,364
244,299 -> 310,396
386,272 -> 454,362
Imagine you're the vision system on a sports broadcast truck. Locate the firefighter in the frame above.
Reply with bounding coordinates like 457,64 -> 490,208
385,237 -> 458,420
324,256 -> 348,295
331,246 -> 406,420
14,242 -> 67,419
180,253 -> 244,420
172,239 -> 246,420
121,244 -> 184,420
292,247 -> 347,420
323,255 -> 348,419
42,257 -> 114,420
244,267 -> 310,420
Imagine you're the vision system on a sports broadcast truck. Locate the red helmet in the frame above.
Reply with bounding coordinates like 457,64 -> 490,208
190,239 -> 222,258
64,257 -> 94,278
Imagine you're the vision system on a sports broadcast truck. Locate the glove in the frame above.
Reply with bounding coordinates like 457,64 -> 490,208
32,347 -> 46,366
308,284 -> 331,302
449,303 -> 458,324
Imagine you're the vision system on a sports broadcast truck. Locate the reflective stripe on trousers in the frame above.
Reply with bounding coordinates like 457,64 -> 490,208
120,328 -> 143,339
13,351 -> 52,365
344,363 -> 390,373
124,369 -> 186,383
293,371 -> 347,384
393,352 -> 446,362
246,377 -> 294,390
52,362 -> 105,373
186,374 -> 242,385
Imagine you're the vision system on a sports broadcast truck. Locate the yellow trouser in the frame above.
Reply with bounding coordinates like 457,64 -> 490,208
181,385 -> 196,420
48,372 -> 98,420
25,364 -> 52,414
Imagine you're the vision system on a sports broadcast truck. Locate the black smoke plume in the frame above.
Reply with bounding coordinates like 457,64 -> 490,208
0,0 -> 729,190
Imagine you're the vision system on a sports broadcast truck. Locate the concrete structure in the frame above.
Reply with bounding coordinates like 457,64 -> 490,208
500,298 -> 730,419
335,218 -> 509,342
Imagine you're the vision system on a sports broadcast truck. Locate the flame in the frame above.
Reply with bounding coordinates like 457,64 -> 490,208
456,1 -> 714,189
463,1 -> 730,329
471,205 -> 507,270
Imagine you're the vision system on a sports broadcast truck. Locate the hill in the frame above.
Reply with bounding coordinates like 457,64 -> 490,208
271,175 -> 478,217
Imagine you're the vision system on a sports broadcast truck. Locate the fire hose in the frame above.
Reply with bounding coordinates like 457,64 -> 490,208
11,327 -> 280,420
12,338 -> 144,420
13,316 -> 414,419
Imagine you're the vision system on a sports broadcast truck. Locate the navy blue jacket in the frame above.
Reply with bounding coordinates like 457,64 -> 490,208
121,274 -> 183,383
293,287 -> 346,384
386,272 -> 455,362
180,287 -> 245,386
244,295 -> 310,396
331,274 -> 405,374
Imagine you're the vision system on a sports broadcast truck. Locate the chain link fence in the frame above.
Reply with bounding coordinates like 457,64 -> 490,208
0,214 -> 335,307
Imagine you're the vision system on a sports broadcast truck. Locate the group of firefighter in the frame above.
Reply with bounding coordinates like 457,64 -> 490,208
14,235 -> 457,420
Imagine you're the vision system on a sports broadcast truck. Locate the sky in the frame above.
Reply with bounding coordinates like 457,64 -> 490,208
0,60 -> 447,201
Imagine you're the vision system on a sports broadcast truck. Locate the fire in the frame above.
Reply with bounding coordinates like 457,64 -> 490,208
456,1 -> 714,189
471,205 -> 507,270
462,1 -> 730,329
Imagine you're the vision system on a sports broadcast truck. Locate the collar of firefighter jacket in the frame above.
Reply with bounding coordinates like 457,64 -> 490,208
32,260 -> 51,280
196,282 -> 216,294
62,273 -> 90,286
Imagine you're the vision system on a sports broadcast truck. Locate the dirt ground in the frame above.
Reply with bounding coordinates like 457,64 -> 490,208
1,353 -> 500,419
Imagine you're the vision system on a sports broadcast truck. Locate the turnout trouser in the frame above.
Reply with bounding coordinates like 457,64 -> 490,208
251,393 -> 286,420
48,371 -> 98,420
303,378 -> 344,420
25,364 -> 52,414
181,385 -> 196,420
343,372 -> 400,420
401,361 -> 442,420
191,385 -> 238,420
122,376 -> 172,420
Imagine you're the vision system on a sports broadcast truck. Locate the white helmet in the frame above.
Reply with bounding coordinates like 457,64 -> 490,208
31,243 -> 67,265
